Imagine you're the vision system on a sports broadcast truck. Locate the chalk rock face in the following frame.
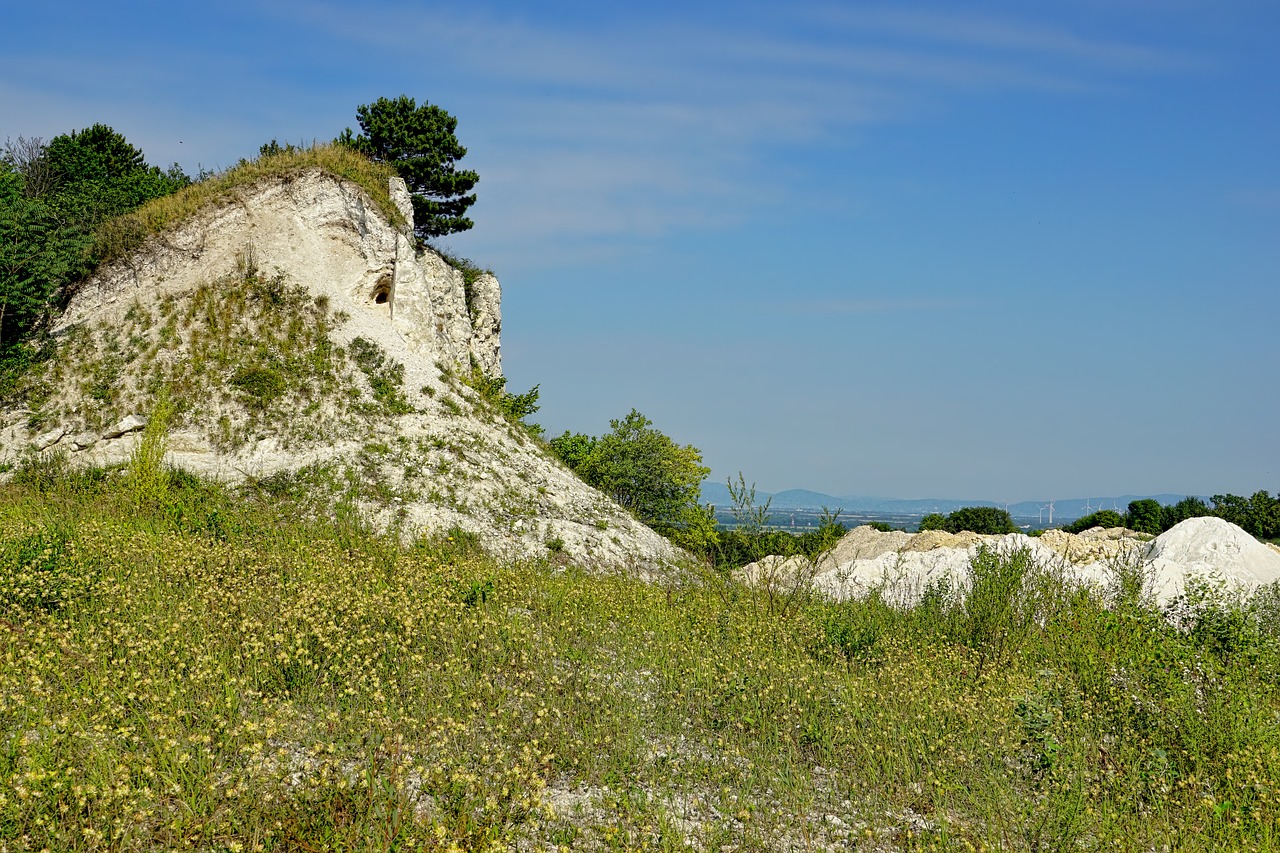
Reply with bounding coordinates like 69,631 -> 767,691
0,168 -> 679,571
57,170 -> 499,376
467,273 -> 502,377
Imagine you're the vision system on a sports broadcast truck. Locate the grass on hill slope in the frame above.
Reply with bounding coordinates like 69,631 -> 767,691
2,460 -> 1280,851
91,144 -> 404,268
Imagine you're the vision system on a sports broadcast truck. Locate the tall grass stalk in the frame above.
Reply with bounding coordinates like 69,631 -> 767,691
125,387 -> 172,510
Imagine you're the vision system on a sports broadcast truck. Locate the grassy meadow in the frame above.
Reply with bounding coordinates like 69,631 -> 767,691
2,458 -> 1280,851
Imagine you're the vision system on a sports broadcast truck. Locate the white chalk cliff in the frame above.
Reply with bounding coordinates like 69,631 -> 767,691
0,167 -> 680,569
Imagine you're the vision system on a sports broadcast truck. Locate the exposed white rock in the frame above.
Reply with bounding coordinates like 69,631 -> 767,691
71,431 -> 99,450
0,169 -> 676,570
1145,517 -> 1280,603
104,415 -> 148,439
55,170 -> 498,376
32,425 -> 66,450
760,517 -> 1280,610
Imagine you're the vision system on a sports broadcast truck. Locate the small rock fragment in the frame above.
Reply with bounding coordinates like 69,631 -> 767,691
33,426 -> 66,450
104,414 -> 147,439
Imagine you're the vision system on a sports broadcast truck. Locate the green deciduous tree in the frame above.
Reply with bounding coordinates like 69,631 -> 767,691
338,96 -> 479,239
0,161 -> 90,352
945,506 -> 1018,535
43,124 -> 188,226
548,431 -> 597,472
1213,492 -> 1280,541
1162,496 -> 1212,530
918,513 -> 948,532
919,507 -> 1016,535
1,126 -> 187,372
1063,509 -> 1126,534
1126,499 -> 1164,535
558,410 -> 710,538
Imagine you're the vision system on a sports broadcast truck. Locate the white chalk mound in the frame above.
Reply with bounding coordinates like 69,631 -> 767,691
1145,517 -> 1280,603
811,533 -> 1087,607
782,519 -> 1280,608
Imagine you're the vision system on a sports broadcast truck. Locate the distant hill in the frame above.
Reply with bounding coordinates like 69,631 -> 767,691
700,482 -> 1201,522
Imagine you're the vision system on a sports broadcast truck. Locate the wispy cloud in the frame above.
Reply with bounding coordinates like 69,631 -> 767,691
268,2 -> 1200,256
2,0 -> 1206,260
798,6 -> 1205,72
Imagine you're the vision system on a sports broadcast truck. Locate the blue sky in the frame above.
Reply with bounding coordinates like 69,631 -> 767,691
3,1 -> 1277,501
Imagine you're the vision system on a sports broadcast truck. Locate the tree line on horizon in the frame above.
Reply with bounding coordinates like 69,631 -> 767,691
1064,493 -> 1280,541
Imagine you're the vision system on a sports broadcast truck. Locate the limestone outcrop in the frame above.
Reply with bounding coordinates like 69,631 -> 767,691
0,168 -> 679,569
54,170 -> 499,375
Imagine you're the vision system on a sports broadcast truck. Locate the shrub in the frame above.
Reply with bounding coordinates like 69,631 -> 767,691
918,513 -> 948,532
572,410 -> 709,535
348,336 -> 413,414
1064,509 -> 1126,534
919,507 -> 1016,535
1126,499 -> 1164,535
461,359 -> 540,433
946,506 -> 1018,535
230,365 -> 286,408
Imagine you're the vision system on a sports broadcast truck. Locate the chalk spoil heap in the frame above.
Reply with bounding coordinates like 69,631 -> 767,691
742,518 -> 1280,608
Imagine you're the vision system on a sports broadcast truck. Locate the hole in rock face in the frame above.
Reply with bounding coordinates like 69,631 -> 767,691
370,274 -> 393,308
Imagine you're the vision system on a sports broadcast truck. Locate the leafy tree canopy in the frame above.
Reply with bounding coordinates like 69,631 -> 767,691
548,431 -> 597,473
338,96 -> 478,240
1126,499 -> 1164,535
918,513 -> 948,533
552,410 -> 710,538
0,162 -> 91,352
1,127 -> 187,371
1063,509 -> 1126,534
917,507 -> 1016,535
43,124 -> 189,225
1212,491 -> 1280,541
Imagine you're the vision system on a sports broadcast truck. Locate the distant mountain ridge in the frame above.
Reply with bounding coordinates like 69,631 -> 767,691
699,482 -> 1199,522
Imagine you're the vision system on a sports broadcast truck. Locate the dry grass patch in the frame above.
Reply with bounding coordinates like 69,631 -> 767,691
92,144 -> 403,266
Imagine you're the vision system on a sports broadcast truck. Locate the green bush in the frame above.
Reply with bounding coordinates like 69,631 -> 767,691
548,431 -> 596,471
462,359 -> 541,433
348,336 -> 413,414
230,365 -> 286,408
1126,499 -> 1165,535
568,410 -> 710,536
919,506 -> 1016,535
918,513 -> 948,532
946,506 -> 1018,535
1064,509 -> 1126,534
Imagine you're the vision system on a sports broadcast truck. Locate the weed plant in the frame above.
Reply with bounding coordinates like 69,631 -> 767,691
1,470 -> 1279,851
25,258 -> 367,450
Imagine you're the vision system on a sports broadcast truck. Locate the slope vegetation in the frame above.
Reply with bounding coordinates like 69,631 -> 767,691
0,150 -> 676,566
